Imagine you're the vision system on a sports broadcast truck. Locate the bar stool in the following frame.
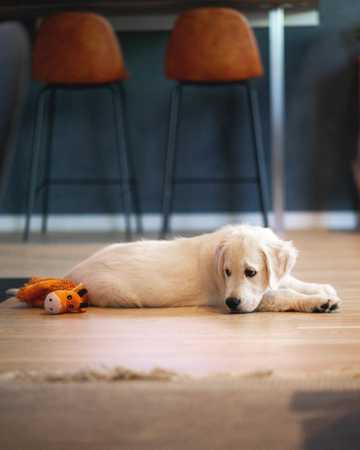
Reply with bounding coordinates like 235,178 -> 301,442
161,7 -> 269,237
25,12 -> 140,241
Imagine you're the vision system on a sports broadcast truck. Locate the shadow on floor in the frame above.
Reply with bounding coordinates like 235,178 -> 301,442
291,389 -> 360,449
0,278 -> 27,302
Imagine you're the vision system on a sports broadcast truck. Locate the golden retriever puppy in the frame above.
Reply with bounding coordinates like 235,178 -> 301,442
67,225 -> 341,313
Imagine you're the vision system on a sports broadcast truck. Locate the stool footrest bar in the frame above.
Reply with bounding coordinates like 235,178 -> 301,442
174,177 -> 258,184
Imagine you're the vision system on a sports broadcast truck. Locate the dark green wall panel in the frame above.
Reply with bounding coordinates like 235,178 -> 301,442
3,0 -> 360,214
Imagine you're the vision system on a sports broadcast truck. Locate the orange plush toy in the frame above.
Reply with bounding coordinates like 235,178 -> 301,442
16,277 -> 89,314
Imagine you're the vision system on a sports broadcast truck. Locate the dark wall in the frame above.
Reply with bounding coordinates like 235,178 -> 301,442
3,0 -> 360,215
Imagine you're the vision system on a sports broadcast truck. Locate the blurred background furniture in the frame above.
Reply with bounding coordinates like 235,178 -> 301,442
0,1 -> 320,233
24,12 -> 141,241
0,23 -> 30,210
161,8 -> 269,238
354,57 -> 360,217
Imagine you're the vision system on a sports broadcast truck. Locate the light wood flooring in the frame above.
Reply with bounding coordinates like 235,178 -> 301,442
1,230 -> 360,378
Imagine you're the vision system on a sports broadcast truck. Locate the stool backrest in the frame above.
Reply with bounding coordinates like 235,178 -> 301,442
32,12 -> 128,84
166,8 -> 263,82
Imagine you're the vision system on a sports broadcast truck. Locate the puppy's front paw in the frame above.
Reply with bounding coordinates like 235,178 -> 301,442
312,297 -> 341,313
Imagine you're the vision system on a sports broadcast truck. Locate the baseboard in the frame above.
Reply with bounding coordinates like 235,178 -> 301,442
0,211 -> 358,233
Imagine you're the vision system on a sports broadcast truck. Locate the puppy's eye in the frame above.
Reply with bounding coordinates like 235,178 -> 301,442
245,268 -> 257,278
225,268 -> 231,277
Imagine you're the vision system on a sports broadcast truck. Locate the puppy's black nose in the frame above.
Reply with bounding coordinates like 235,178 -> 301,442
225,297 -> 241,311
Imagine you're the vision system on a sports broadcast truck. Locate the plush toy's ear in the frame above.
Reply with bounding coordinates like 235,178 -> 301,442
262,240 -> 298,290
77,288 -> 88,298
214,241 -> 227,278
74,283 -> 88,298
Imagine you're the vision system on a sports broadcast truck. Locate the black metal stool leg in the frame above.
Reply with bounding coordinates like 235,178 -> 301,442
131,167 -> 144,236
160,85 -> 181,239
41,88 -> 55,235
110,84 -> 132,241
246,82 -> 269,228
118,85 -> 143,236
23,88 -> 48,242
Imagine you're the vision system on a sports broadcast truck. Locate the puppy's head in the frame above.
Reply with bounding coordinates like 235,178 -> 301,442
214,225 -> 298,313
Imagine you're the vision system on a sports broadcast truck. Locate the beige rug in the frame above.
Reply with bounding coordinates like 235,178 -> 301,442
2,295 -> 360,450
1,377 -> 360,450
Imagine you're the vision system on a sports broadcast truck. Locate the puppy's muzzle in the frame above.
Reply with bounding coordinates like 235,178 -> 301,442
225,297 -> 241,312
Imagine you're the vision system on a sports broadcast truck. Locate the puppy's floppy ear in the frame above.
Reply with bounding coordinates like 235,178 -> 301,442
214,241 -> 226,278
262,240 -> 298,289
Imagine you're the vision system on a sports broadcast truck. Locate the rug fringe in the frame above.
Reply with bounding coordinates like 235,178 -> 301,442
0,366 -> 178,383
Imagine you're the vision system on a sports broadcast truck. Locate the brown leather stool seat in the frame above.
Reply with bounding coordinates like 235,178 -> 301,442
32,12 -> 128,84
166,8 -> 263,82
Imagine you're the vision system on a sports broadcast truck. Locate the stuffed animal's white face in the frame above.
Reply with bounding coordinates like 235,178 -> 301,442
44,293 -> 64,314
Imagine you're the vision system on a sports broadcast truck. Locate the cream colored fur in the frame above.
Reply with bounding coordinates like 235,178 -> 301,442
67,225 -> 341,314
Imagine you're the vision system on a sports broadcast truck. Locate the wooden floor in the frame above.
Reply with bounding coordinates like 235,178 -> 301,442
1,230 -> 360,378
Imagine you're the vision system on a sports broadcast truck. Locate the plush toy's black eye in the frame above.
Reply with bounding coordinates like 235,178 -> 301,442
67,295 -> 72,300
225,268 -> 231,277
245,268 -> 257,278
